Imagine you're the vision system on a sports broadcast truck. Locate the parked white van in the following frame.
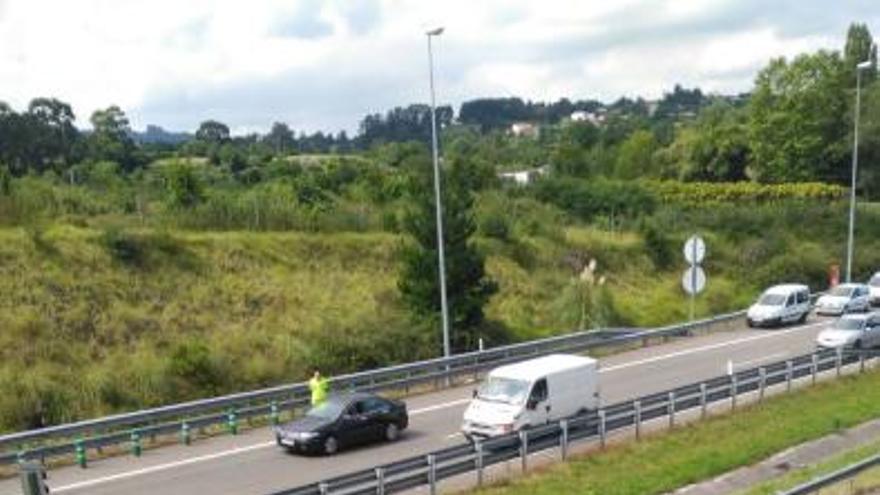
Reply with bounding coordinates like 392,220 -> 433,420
868,272 -> 880,306
461,354 -> 599,440
746,284 -> 811,328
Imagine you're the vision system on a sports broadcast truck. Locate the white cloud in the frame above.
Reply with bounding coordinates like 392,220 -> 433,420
0,0 -> 876,133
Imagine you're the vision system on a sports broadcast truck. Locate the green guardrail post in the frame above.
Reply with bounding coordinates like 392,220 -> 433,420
270,401 -> 280,426
180,422 -> 191,446
75,436 -> 87,468
130,430 -> 142,457
227,409 -> 239,435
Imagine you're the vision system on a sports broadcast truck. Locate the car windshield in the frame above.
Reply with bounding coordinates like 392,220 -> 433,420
833,319 -> 865,331
477,377 -> 531,405
759,293 -> 786,306
305,399 -> 346,420
871,275 -> 880,288
830,286 -> 855,297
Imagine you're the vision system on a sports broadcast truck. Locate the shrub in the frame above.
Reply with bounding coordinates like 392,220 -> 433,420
642,180 -> 846,205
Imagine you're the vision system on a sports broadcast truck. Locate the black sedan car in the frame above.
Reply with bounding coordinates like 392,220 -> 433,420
275,393 -> 408,455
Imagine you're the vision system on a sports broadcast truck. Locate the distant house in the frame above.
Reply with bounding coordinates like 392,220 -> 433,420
498,165 -> 550,185
569,110 -> 606,125
509,122 -> 539,138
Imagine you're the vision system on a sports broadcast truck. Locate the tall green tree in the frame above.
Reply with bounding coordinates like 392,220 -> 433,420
748,51 -> 848,183
88,105 -> 136,169
844,23 -> 877,84
398,152 -> 498,353
195,120 -> 230,145
615,130 -> 659,179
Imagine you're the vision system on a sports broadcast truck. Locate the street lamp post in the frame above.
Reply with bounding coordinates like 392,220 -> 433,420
845,58 -> 874,283
426,27 -> 451,358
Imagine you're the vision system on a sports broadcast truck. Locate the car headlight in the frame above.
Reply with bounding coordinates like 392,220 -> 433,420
295,432 -> 320,441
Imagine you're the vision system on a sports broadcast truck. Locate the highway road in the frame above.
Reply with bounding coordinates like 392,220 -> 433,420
0,317 -> 833,495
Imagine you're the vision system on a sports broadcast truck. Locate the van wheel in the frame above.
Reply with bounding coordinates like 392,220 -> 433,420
798,312 -> 807,324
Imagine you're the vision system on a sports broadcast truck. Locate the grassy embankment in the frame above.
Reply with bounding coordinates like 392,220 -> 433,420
474,368 -> 880,495
6,198 -> 880,434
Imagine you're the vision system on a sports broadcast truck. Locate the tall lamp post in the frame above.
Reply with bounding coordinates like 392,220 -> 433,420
845,57 -> 874,283
426,27 -> 451,358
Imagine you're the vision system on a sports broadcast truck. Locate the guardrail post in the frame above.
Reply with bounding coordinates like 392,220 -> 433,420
375,467 -> 385,495
786,360 -> 793,392
668,391 -> 676,428
836,347 -> 843,377
812,354 -> 818,385
731,375 -> 738,410
75,436 -> 86,468
319,481 -> 329,495
427,454 -> 437,495
599,410 -> 607,449
270,401 -> 280,426
130,430 -> 142,457
520,430 -> 529,472
227,408 -> 239,435
759,368 -> 766,402
16,450 -> 25,465
475,439 -> 484,486
634,400 -> 642,440
700,383 -> 708,419
180,422 -> 191,445
560,420 -> 569,460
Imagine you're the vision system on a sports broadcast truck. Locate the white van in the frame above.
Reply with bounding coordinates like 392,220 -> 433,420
461,354 -> 599,440
746,284 -> 810,328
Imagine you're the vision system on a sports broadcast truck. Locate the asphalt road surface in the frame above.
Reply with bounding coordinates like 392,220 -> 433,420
0,317 -> 833,495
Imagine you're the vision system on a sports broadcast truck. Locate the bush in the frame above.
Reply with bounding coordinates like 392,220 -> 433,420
532,178 -> 657,221
642,180 -> 846,205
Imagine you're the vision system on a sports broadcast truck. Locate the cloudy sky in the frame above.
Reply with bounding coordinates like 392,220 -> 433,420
0,0 -> 877,134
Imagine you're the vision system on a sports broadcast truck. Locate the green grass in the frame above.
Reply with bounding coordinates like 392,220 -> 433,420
735,439 -> 880,495
474,369 -> 880,495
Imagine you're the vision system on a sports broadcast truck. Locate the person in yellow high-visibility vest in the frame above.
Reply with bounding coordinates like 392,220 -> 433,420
309,368 -> 329,406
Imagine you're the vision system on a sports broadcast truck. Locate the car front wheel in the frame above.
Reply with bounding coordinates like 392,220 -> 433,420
385,423 -> 400,442
323,435 -> 339,455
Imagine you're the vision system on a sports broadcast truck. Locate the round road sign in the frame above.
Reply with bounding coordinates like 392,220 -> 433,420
683,235 -> 706,265
682,266 -> 707,295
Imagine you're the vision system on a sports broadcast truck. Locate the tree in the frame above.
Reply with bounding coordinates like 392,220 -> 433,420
27,97 -> 79,166
615,130 -> 658,179
195,120 -> 230,145
265,122 -> 295,155
748,51 -> 848,183
844,23 -> 877,84
398,152 -> 498,352
88,106 -> 136,169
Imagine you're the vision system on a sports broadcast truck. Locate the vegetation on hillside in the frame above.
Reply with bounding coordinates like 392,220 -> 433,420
0,23 -> 877,432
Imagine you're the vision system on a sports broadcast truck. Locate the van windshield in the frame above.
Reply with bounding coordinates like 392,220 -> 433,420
477,377 -> 531,405
758,294 -> 786,306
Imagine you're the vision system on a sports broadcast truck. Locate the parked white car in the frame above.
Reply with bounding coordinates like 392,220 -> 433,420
869,272 -> 880,306
746,284 -> 811,328
814,283 -> 870,316
815,313 -> 880,349
461,354 -> 599,440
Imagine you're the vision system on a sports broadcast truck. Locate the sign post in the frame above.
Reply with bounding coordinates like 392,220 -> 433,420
682,235 -> 707,320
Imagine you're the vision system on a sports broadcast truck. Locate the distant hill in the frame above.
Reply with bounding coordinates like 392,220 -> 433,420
131,125 -> 192,145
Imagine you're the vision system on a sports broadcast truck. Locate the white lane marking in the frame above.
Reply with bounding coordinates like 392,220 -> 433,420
50,321 -> 825,492
410,399 -> 471,415
53,441 -> 275,493
730,352 -> 788,371
600,321 -> 825,373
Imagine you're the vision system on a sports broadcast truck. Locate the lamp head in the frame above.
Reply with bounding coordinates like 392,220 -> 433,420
426,27 -> 444,36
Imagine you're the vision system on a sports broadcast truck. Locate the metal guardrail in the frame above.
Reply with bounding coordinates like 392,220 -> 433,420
1,308 -> 749,465
273,347 -> 872,495
779,450 -> 880,495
